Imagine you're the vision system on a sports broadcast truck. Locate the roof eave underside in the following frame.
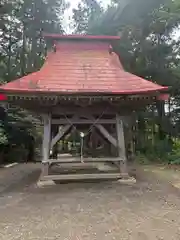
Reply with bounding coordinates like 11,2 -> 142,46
0,87 -> 169,96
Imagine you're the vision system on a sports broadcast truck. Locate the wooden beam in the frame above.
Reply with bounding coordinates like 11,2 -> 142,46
42,113 -> 51,163
41,163 -> 49,177
96,124 -> 117,147
48,157 -> 123,164
51,125 -> 71,148
116,114 -> 128,175
52,107 -> 117,115
78,113 -> 117,147
51,114 -> 79,148
116,115 -> 126,159
51,119 -> 116,125
42,173 -> 122,181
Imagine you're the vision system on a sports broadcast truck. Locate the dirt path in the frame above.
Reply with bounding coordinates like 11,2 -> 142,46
0,164 -> 180,240
0,163 -> 41,193
141,164 -> 180,189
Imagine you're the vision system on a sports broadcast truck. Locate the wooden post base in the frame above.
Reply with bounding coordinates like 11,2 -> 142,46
41,163 -> 49,179
120,161 -> 128,177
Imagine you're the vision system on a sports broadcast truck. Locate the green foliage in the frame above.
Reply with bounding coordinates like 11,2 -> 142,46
72,0 -> 180,101
1,0 -> 180,163
148,139 -> 172,160
166,139 -> 180,164
1,0 -> 67,81
136,152 -> 150,164
73,0 -> 180,164
136,137 -> 180,165
0,0 -> 68,163
0,123 -> 8,146
72,0 -> 103,33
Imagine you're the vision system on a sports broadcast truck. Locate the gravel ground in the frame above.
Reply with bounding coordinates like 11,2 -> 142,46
0,163 -> 40,193
0,164 -> 180,240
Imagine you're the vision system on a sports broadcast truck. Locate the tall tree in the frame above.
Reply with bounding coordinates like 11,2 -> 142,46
72,0 -> 103,33
0,0 -> 68,162
72,0 -> 180,143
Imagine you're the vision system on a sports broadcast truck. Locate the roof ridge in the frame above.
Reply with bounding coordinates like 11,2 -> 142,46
43,33 -> 121,41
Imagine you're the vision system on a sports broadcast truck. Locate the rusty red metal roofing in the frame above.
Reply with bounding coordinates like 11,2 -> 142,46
0,37 -> 168,95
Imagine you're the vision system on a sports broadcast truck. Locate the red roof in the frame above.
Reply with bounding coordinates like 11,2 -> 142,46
0,35 -> 168,95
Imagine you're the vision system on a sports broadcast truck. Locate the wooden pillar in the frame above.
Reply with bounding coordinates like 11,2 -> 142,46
41,113 -> 51,177
116,114 -> 128,177
51,125 -> 58,159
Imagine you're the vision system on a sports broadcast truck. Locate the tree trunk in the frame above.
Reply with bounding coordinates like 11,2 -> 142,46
156,101 -> 166,140
21,23 -> 26,76
137,115 -> 146,151
7,35 -> 12,81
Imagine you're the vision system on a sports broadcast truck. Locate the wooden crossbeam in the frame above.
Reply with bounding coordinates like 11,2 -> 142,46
48,157 -> 123,164
52,106 -> 118,115
42,173 -> 122,181
96,124 -> 117,147
51,125 -> 71,148
51,114 -> 78,148
51,119 -> 116,125
79,113 -> 118,147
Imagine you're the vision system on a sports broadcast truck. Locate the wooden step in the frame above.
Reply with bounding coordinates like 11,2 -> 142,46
42,173 -> 122,181
48,157 -> 123,164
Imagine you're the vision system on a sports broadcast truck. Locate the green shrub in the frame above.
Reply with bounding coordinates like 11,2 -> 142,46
6,146 -> 28,163
137,138 -> 175,164
136,152 -> 150,164
166,139 -> 180,165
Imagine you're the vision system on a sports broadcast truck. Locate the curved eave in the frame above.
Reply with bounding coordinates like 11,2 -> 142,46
0,86 -> 169,96
0,88 -> 169,104
2,95 -> 158,103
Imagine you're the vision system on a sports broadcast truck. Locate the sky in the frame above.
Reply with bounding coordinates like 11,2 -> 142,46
63,0 -> 111,33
